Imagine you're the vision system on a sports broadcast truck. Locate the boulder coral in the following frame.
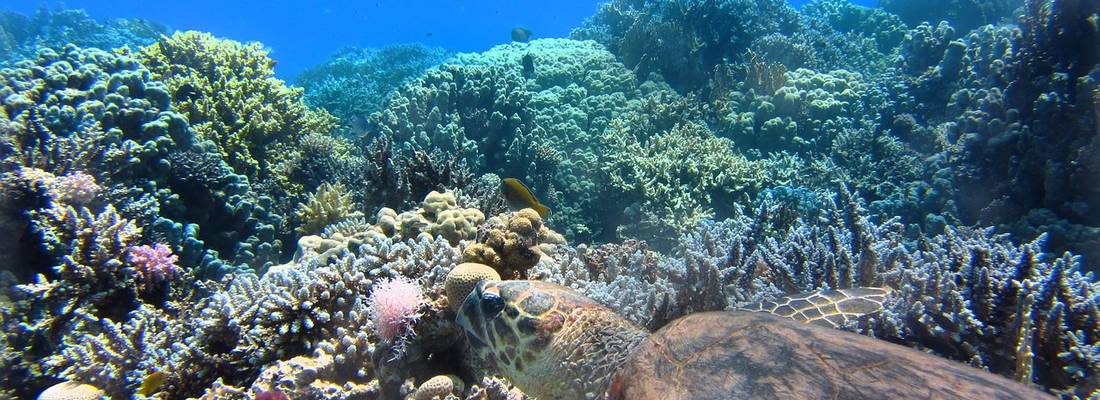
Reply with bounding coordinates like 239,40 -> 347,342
464,208 -> 565,279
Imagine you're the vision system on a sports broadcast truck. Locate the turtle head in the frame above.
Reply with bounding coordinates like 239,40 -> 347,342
455,280 -> 648,399
456,280 -> 572,370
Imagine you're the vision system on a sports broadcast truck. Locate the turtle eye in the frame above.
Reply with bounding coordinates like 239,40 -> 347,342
481,291 -> 505,317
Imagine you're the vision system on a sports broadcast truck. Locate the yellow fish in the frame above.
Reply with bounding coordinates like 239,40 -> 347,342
137,371 -> 166,396
501,178 -> 549,218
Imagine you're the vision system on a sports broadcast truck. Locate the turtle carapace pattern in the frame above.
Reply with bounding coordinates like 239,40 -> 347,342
457,280 -> 1054,400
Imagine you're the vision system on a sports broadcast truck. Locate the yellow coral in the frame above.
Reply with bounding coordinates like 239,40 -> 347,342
136,31 -> 338,181
445,263 -> 501,312
463,243 -> 503,269
295,183 -> 363,235
431,208 -> 485,245
465,208 -> 563,279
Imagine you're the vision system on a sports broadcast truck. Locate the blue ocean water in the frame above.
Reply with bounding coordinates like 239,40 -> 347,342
1,0 -> 1098,399
5,0 -> 875,78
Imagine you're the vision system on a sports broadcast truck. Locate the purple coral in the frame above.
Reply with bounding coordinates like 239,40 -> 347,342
367,276 -> 425,342
128,244 -> 180,286
254,390 -> 290,400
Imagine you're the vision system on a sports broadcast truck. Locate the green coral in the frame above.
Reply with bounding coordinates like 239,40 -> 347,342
370,39 -> 643,240
601,120 -> 768,247
135,31 -> 338,184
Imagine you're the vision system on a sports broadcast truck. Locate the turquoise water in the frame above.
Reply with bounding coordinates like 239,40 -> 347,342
0,0 -> 1097,399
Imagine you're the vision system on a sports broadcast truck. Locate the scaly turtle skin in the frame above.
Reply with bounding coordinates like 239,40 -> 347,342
457,280 -> 1054,400
456,280 -> 647,399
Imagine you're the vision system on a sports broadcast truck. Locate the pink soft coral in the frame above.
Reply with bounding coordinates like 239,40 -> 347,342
128,244 -> 180,286
367,276 -> 426,343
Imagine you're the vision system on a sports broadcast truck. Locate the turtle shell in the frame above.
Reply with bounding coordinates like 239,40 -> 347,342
607,311 -> 1053,400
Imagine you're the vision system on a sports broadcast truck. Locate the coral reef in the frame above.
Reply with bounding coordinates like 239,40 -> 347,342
297,44 -> 453,132
887,0 -> 1100,265
540,186 -> 1100,397
0,1 -> 1097,398
135,31 -> 340,217
295,183 -> 363,236
880,0 -> 1022,33
0,7 -> 165,66
464,209 -> 565,279
600,120 -> 768,247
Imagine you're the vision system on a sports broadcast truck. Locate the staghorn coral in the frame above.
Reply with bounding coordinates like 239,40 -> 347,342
47,305 -> 195,398
19,203 -> 141,334
127,243 -> 180,291
533,240 -> 674,331
538,185 -> 1099,397
49,230 -> 462,399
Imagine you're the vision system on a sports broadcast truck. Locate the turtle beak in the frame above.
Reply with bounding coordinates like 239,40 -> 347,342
456,280 -> 491,348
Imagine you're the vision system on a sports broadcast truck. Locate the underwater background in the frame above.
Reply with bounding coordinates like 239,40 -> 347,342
0,0 -> 1097,398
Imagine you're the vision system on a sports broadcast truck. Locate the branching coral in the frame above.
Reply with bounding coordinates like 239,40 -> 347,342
135,31 -> 338,192
600,120 -> 768,248
537,185 -> 1099,397
295,183 -> 363,236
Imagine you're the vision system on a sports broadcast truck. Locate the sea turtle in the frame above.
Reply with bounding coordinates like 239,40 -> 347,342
455,280 -> 1053,400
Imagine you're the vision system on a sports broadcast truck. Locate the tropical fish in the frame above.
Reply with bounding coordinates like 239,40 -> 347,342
501,178 -> 549,217
511,27 -> 532,42
136,371 -> 166,396
522,53 -> 535,76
